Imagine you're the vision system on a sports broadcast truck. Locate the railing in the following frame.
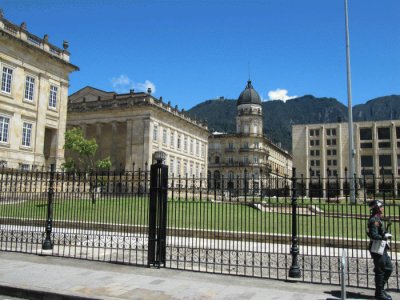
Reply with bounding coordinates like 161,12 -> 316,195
0,166 -> 399,290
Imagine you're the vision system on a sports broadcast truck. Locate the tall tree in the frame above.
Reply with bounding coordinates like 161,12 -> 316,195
63,127 -> 111,204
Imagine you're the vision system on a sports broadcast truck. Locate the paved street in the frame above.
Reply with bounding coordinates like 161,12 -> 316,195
0,251 -> 394,300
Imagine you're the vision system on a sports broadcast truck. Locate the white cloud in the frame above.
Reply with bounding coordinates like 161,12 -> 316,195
111,75 -> 156,94
267,89 -> 297,102
132,80 -> 156,94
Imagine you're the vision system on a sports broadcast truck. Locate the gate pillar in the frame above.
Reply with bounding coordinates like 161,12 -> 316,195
148,151 -> 168,267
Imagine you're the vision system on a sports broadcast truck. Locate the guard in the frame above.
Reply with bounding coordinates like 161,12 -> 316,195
366,200 -> 393,300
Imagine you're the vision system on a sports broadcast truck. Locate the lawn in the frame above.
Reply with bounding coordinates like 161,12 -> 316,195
0,195 -> 399,240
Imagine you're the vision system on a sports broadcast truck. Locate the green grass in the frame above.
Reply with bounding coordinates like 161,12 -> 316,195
1,196 -> 399,239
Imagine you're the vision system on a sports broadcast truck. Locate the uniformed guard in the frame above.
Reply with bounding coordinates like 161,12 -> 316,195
367,200 -> 393,300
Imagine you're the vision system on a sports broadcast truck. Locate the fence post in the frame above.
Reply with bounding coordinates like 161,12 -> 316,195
289,168 -> 301,278
148,151 -> 168,267
341,250 -> 347,300
42,164 -> 55,250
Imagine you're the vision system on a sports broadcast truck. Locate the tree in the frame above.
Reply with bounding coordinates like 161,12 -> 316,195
63,127 -> 111,171
63,127 -> 111,203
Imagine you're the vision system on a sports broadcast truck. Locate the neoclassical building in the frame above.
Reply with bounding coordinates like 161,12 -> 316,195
0,13 -> 79,170
67,87 -> 209,174
208,80 -> 293,190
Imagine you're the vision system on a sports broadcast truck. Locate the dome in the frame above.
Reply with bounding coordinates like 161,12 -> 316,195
237,80 -> 262,106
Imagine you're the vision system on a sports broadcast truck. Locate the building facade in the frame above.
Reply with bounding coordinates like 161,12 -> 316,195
208,80 -> 293,191
0,13 -> 78,170
292,120 -> 400,194
67,87 -> 209,174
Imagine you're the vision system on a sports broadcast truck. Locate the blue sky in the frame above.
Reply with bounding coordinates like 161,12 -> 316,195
2,0 -> 399,109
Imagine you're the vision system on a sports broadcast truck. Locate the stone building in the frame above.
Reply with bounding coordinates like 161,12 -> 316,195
0,13 -> 79,170
67,87 -> 209,174
292,120 -> 400,195
208,80 -> 293,191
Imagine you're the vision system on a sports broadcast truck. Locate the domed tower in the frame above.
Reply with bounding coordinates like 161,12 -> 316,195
236,80 -> 263,136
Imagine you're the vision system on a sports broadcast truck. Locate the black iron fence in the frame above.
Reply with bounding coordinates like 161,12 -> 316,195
0,164 -> 399,291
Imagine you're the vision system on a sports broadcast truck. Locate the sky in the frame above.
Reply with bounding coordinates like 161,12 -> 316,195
1,0 -> 399,110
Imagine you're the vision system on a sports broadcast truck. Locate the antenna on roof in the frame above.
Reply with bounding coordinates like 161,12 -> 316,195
248,61 -> 251,81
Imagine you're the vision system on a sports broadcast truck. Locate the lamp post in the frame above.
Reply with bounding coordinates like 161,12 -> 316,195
345,0 -> 356,204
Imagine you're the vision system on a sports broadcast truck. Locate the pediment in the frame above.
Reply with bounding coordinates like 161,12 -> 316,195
69,86 -> 115,103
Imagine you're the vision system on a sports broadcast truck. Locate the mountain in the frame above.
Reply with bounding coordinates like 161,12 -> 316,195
187,95 -> 400,152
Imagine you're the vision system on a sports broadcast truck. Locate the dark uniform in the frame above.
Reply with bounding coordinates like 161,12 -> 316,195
367,200 -> 393,300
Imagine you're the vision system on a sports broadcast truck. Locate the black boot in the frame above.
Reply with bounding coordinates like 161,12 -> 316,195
375,289 -> 391,300
382,289 -> 392,300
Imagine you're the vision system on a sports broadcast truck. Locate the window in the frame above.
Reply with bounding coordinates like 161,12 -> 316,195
169,158 -> 174,175
201,144 -> 205,157
332,149 -> 337,155
316,160 -> 320,166
361,156 -> 373,168
360,128 -> 372,140
253,156 -> 259,163
184,162 -> 188,175
379,142 -> 391,148
19,163 -> 30,171
228,157 -> 233,164
360,142 -> 373,149
49,85 -> 58,108
327,160 -> 331,166
378,127 -> 390,140
22,122 -> 32,147
315,150 -> 320,156
315,129 -> 320,136
310,150 -> 314,156
162,129 -> 167,144
310,140 -> 314,146
327,150 -> 331,156
177,135 -> 181,149
153,125 -> 158,142
177,160 -> 181,175
315,140 -> 320,146
243,141 -> 249,149
397,127 -> 400,139
379,155 -> 391,167
0,116 -> 10,143
215,156 -> 220,164
1,67 -> 13,93
332,129 -> 336,136
309,129 -> 314,136
190,139 -> 193,154
184,136 -> 188,152
170,132 -> 174,147
196,141 -> 199,155
228,142 -> 234,149
24,76 -> 35,101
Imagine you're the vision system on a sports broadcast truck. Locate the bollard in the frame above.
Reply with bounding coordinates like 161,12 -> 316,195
341,250 -> 347,300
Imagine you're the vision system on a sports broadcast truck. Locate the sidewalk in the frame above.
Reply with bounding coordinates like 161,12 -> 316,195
0,251 -> 380,300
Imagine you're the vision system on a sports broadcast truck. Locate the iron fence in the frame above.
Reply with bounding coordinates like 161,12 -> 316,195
0,165 -> 399,291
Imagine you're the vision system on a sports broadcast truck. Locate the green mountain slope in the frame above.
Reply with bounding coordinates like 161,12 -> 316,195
187,95 -> 400,152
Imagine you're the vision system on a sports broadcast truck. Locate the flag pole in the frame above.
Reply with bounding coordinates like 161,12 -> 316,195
345,0 -> 356,204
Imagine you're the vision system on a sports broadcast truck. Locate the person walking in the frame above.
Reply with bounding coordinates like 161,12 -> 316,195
367,200 -> 393,300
